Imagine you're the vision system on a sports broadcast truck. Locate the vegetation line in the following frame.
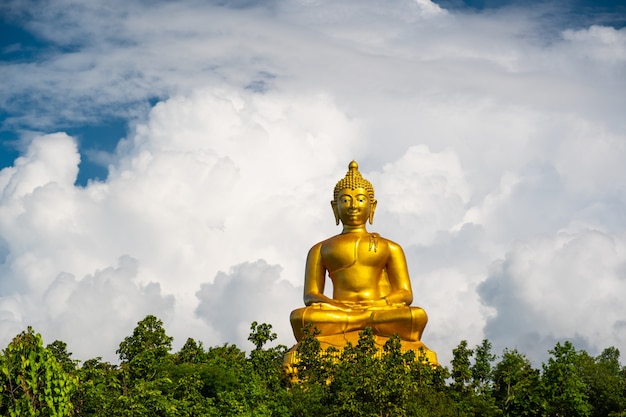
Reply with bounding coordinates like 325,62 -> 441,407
1,315 -> 625,416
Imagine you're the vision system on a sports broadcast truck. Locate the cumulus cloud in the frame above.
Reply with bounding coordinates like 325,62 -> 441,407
0,0 -> 625,367
196,260 -> 301,349
0,88 -> 363,360
0,133 -> 79,201
370,145 -> 471,246
562,25 -> 626,63
42,256 -> 175,362
479,229 -> 626,365
0,133 -> 81,295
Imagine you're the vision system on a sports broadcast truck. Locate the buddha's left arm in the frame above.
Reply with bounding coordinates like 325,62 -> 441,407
383,242 -> 414,305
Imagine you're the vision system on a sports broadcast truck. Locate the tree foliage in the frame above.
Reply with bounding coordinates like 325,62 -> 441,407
493,348 -> 544,416
542,341 -> 592,417
2,316 -> 626,417
116,314 -> 173,363
0,327 -> 76,417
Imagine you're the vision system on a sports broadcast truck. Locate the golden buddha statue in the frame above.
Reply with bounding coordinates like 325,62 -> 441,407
289,161 -> 437,363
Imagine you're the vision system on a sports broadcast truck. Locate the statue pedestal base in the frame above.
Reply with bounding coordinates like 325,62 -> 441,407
284,330 -> 438,370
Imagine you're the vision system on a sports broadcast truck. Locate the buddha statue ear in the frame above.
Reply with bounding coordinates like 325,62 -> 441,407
369,199 -> 377,224
331,200 -> 340,225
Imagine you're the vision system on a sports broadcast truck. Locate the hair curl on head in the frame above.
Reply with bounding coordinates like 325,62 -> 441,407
333,161 -> 375,202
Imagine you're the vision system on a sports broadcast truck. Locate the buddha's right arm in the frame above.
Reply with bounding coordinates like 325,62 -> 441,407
303,243 -> 328,305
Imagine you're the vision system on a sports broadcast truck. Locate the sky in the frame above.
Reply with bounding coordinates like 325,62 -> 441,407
1,0 -> 625,368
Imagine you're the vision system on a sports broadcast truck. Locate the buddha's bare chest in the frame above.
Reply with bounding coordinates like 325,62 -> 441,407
320,233 -> 388,273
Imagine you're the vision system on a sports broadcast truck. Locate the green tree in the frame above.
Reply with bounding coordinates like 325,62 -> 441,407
542,341 -> 592,417
113,315 -> 178,416
46,341 -> 78,374
246,322 -> 289,415
328,328 -> 411,417
451,339 -> 475,416
174,338 -> 206,365
170,372 -> 214,417
117,315 -> 173,363
492,348 -> 544,417
288,324 -> 331,416
577,347 -> 626,417
247,321 -> 287,387
248,322 -> 276,351
472,339 -> 496,395
451,340 -> 474,397
117,315 -> 175,383
0,327 -> 76,417
74,357 -> 121,417
326,328 -> 380,416
450,339 -> 502,416
467,339 -> 501,417
293,324 -> 331,385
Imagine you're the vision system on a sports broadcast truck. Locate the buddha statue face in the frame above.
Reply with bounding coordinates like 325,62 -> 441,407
333,187 -> 376,226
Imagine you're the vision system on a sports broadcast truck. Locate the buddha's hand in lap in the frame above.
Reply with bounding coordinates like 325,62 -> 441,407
310,300 -> 406,311
353,299 -> 407,310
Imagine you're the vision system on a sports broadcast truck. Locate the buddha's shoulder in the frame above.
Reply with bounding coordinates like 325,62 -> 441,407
313,232 -> 398,248
381,236 -> 403,249
376,236 -> 406,253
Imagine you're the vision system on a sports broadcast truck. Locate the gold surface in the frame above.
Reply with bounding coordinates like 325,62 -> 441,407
289,161 -> 437,364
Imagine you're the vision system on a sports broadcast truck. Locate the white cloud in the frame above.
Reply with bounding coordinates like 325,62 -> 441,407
369,145 -> 471,246
196,260 -> 301,350
42,256 -> 175,362
562,25 -> 626,62
0,133 -> 79,200
479,228 -> 626,365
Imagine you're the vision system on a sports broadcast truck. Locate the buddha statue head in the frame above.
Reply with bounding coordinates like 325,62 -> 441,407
331,161 -> 377,226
